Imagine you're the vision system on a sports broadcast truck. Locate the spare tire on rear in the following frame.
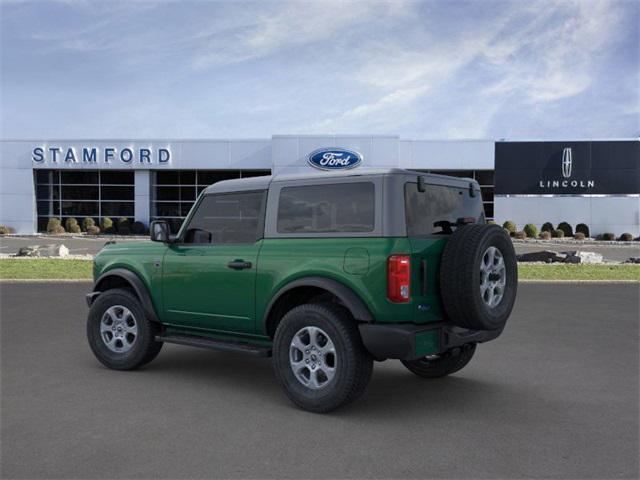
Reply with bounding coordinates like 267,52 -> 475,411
440,224 -> 517,331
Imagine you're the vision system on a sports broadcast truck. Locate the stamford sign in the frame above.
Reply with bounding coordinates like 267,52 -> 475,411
308,147 -> 362,170
32,146 -> 171,165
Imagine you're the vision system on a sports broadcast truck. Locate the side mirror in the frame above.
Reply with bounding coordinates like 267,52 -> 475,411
150,220 -> 170,243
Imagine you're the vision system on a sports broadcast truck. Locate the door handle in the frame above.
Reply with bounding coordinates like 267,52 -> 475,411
227,260 -> 252,270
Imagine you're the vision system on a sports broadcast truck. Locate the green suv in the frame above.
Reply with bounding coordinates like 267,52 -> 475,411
86,169 -> 517,412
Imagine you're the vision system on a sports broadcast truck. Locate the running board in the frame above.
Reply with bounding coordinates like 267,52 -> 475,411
156,334 -> 272,357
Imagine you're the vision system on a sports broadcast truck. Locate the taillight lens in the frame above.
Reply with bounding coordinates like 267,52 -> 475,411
387,255 -> 411,303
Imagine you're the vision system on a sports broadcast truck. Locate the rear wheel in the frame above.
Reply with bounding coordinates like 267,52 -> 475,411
401,344 -> 476,378
273,303 -> 373,413
87,288 -> 163,370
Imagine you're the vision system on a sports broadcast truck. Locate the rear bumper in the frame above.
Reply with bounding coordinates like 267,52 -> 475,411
359,322 -> 503,361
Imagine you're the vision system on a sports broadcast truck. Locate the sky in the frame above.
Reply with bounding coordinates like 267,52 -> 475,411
1,0 -> 638,140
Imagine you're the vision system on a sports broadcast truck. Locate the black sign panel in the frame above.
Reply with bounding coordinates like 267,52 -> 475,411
495,141 -> 640,195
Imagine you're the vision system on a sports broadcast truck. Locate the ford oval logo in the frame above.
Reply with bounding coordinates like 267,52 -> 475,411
307,147 -> 363,170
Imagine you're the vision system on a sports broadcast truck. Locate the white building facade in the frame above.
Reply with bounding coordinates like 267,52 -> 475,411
0,135 -> 637,235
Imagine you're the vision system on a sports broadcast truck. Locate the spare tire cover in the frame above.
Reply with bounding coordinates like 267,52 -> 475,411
439,224 -> 518,331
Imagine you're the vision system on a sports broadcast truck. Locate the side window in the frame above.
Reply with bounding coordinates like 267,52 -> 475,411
183,191 -> 265,244
277,182 -> 374,234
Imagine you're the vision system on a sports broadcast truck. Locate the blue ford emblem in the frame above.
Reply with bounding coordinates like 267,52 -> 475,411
307,147 -> 363,170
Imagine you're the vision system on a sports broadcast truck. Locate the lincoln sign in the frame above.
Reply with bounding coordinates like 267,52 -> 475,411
494,140 -> 639,195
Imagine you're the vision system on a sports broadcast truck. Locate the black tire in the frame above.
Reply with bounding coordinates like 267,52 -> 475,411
273,303 -> 373,413
87,288 -> 163,370
402,344 -> 476,378
440,224 -> 517,331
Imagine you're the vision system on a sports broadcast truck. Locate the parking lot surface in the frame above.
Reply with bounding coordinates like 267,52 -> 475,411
1,235 -> 639,261
1,282 -> 638,479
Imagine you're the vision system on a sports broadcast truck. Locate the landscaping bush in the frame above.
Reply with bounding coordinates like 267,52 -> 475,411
65,217 -> 81,234
618,233 -> 633,242
486,220 -> 496,225
598,232 -> 615,241
131,221 -> 146,235
82,217 -> 96,232
557,221 -> 573,237
514,230 -> 527,240
116,218 -> 131,235
552,229 -> 565,238
575,223 -> 590,238
0,224 -> 13,234
523,223 -> 538,238
539,231 -> 551,240
573,232 -> 586,240
541,222 -> 554,233
86,225 -> 101,235
101,217 -> 114,233
46,218 -> 63,234
502,220 -> 517,236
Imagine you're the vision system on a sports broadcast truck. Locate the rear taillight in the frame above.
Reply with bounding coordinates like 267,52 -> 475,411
387,255 -> 411,303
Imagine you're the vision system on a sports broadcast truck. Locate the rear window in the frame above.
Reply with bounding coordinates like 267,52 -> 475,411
405,182 -> 483,236
277,182 -> 375,234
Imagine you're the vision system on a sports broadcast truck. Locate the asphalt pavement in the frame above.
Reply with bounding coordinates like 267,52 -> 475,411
1,282 -> 638,479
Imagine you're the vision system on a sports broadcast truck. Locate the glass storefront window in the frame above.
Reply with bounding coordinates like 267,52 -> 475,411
35,169 -> 134,231
151,169 -> 271,228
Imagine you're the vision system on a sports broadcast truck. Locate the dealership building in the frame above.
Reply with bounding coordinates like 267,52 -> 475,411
0,136 -> 638,235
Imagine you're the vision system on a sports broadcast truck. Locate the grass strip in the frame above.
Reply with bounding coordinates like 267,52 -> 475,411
0,259 -> 93,279
0,259 -> 638,281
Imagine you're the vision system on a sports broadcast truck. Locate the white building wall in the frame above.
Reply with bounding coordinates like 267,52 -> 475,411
494,196 -> 640,236
0,142 -> 37,233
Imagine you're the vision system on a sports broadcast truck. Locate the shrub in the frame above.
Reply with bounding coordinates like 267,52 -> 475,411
86,225 -> 101,235
575,223 -> 590,238
523,223 -> 538,238
514,230 -> 527,240
82,217 -> 96,231
101,217 -> 114,233
573,232 -> 586,240
557,221 -> 573,237
0,224 -> 13,234
486,220 -> 496,225
539,231 -> 551,240
65,217 -> 81,234
541,222 -> 554,233
50,225 -> 66,235
552,229 -> 565,238
502,220 -> 517,235
116,217 -> 131,235
618,233 -> 633,242
46,218 -> 62,233
598,232 -> 615,241
131,221 -> 146,235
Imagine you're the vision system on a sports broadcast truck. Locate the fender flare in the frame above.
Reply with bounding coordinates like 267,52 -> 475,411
262,276 -> 374,331
91,268 -> 160,323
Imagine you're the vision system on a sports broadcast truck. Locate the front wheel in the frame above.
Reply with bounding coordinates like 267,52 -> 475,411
87,288 -> 163,370
401,344 -> 476,378
272,303 -> 373,413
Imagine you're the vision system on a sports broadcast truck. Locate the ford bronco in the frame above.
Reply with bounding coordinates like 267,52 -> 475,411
86,169 -> 517,412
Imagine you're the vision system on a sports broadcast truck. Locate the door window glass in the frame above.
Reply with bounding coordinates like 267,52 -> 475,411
183,191 -> 265,244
